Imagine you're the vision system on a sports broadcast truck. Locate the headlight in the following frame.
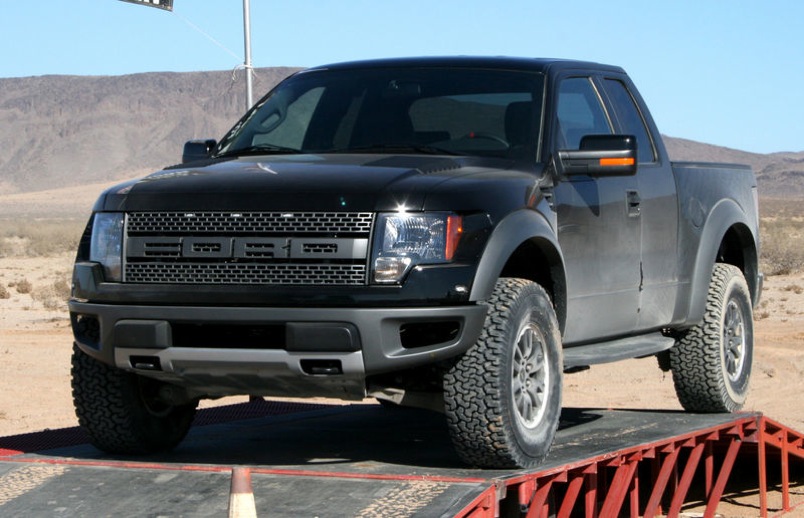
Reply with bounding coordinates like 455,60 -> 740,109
372,212 -> 462,284
90,213 -> 124,282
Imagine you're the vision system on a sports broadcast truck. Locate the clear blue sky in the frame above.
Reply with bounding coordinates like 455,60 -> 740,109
2,1 -> 802,154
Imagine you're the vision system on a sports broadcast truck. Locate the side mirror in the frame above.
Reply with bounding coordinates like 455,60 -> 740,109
555,135 -> 637,177
182,139 -> 217,164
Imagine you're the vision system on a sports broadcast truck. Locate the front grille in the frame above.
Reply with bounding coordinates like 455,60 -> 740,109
126,263 -> 367,285
127,212 -> 373,235
124,211 -> 373,286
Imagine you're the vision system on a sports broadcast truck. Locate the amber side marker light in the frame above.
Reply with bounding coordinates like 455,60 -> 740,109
445,215 -> 463,261
600,157 -> 636,167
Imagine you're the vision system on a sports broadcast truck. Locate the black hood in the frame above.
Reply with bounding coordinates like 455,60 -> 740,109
95,154 -> 519,213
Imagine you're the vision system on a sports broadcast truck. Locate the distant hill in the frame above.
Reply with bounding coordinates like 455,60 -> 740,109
0,68 -> 297,194
1,69 -> 802,197
662,137 -> 804,198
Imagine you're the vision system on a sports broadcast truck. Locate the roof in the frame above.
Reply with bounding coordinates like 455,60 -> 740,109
306,56 -> 626,75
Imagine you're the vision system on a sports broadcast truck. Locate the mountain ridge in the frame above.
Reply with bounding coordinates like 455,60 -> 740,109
1,69 -> 801,197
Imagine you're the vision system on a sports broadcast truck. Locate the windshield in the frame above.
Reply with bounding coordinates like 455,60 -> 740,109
216,66 -> 544,160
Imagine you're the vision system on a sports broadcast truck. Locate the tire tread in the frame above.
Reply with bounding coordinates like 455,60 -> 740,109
443,278 -> 561,468
669,263 -> 752,413
71,345 -> 196,454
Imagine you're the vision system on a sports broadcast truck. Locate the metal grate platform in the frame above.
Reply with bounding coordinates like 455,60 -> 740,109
1,404 -> 802,517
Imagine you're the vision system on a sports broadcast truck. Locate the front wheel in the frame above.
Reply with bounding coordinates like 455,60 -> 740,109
443,278 -> 563,468
669,263 -> 753,412
71,345 -> 198,454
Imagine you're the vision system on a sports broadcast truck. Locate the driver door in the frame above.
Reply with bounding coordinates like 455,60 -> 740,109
551,76 -> 642,344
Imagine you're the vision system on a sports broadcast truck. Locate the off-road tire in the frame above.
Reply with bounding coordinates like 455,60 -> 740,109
669,263 -> 753,412
443,278 -> 563,469
71,345 -> 198,454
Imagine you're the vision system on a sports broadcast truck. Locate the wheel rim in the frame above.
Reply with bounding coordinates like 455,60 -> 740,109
512,321 -> 550,429
723,299 -> 746,382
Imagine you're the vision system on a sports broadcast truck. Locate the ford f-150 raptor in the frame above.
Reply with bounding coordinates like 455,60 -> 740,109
69,57 -> 762,469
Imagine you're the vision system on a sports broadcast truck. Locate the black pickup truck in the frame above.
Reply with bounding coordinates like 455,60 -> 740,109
69,57 -> 762,469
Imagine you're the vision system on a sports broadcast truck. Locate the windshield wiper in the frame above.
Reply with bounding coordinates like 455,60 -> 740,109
328,143 -> 459,156
215,144 -> 303,158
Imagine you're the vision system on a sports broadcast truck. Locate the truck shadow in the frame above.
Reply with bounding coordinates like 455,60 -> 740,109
2,401 -> 697,474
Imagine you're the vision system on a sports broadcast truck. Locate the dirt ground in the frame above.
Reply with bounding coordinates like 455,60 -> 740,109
1,254 -> 802,516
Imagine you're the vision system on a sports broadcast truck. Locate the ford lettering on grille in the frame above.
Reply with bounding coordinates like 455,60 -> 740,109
127,237 -> 368,260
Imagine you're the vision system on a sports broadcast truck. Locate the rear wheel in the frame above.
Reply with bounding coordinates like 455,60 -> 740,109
71,345 -> 197,454
443,278 -> 563,468
669,263 -> 753,412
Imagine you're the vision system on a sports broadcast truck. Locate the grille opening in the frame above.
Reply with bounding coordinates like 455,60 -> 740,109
144,243 -> 181,257
300,359 -> 343,376
192,242 -> 222,253
243,242 -> 277,258
172,323 -> 286,349
72,313 -> 101,349
303,243 -> 338,254
399,321 -> 461,349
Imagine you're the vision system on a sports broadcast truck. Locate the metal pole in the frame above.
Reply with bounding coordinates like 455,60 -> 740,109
242,0 -> 254,110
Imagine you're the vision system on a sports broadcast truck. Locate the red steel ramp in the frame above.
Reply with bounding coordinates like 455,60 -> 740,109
0,401 -> 802,517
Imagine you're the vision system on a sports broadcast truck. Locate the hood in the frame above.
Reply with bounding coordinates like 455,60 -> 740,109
96,154 -> 514,213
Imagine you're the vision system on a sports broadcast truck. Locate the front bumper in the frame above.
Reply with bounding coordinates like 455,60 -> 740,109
69,300 -> 488,400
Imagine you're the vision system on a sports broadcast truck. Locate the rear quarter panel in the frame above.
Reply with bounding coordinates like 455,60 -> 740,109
671,162 -> 760,326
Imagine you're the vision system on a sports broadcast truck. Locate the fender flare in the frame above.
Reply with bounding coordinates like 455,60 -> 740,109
686,198 -> 759,323
469,209 -> 565,307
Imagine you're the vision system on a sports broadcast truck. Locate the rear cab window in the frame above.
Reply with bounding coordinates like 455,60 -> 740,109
600,78 -> 656,163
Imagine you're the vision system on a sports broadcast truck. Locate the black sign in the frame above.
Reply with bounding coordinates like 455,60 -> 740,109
118,0 -> 173,11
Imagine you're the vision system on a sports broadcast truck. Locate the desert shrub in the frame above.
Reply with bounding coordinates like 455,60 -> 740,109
31,278 -> 71,311
15,279 -> 33,294
0,219 -> 84,257
0,284 -> 9,299
54,278 -> 71,299
760,218 -> 804,276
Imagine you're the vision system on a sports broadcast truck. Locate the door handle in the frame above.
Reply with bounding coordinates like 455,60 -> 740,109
626,190 -> 641,217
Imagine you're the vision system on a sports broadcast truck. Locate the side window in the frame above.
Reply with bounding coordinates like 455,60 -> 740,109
556,77 -> 611,149
603,79 -> 656,163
